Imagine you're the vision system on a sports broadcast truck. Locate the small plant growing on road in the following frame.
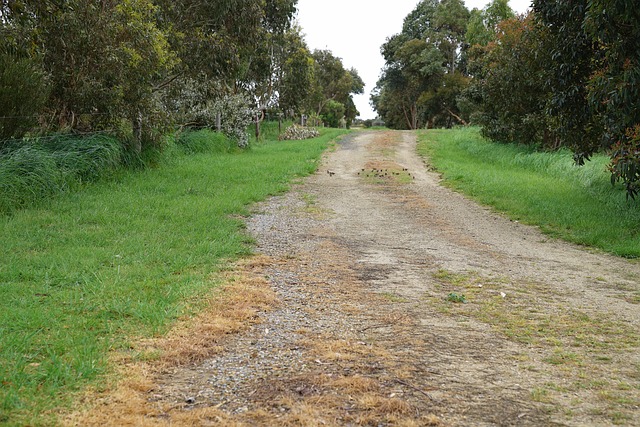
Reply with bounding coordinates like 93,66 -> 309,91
445,293 -> 467,303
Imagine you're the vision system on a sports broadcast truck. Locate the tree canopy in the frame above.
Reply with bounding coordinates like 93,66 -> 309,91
373,0 -> 640,198
372,0 -> 470,130
0,0 -> 363,151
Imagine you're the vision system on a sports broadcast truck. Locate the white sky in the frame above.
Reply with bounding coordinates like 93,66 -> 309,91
296,0 -> 532,119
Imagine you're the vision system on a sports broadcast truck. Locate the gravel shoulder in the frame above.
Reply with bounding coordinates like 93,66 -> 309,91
67,130 -> 640,426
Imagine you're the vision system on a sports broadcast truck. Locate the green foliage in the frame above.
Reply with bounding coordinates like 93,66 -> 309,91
446,293 -> 467,303
465,0 -> 515,47
583,0 -> 640,195
279,30 -> 316,115
0,0 -> 359,157
533,0 -> 600,162
310,50 -> 364,126
375,35 -> 446,129
419,128 -> 640,257
321,100 -> 346,128
0,52 -> 49,143
470,14 -> 554,146
609,126 -> 640,199
76,2 -> 173,130
463,0 -> 640,198
434,0 -> 470,72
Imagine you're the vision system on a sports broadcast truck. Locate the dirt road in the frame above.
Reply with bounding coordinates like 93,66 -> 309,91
71,130 -> 640,426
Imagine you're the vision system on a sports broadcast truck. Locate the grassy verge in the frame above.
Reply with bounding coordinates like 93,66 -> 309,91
418,127 -> 640,258
0,127 -> 348,425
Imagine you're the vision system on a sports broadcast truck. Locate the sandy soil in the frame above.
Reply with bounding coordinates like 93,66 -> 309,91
67,130 -> 640,426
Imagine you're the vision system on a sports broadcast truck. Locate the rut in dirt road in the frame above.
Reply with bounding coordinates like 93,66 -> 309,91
72,130 -> 640,426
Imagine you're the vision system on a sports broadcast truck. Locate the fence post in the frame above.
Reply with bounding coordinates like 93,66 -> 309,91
216,113 -> 221,132
255,112 -> 260,140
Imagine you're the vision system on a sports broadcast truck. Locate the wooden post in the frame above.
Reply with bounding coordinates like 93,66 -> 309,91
278,113 -> 282,134
216,113 -> 221,132
255,112 -> 260,140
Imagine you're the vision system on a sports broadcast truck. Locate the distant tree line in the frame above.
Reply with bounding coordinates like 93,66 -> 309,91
0,0 -> 363,151
373,0 -> 640,198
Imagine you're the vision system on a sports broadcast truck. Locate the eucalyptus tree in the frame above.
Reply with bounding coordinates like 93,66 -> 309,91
533,0 -> 600,164
471,14 -> 554,146
465,0 -> 515,48
373,0 -> 470,129
375,36 -> 444,129
534,0 -> 640,197
310,50 -> 364,127
0,0 -> 177,151
276,27 -> 315,116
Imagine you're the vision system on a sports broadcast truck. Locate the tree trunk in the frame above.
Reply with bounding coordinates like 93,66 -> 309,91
132,112 -> 143,154
403,104 -> 417,130
447,108 -> 467,126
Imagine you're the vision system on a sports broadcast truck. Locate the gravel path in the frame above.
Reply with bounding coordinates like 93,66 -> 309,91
71,130 -> 640,426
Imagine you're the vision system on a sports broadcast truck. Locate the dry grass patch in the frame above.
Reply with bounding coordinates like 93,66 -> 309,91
356,393 -> 412,414
301,337 -> 392,364
329,375 -> 380,394
61,256 -> 279,426
369,131 -> 400,158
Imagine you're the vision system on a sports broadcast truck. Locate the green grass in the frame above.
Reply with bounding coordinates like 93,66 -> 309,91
0,127 -> 348,425
250,119 -> 295,143
174,128 -> 235,154
0,134 -> 124,214
418,127 -> 640,258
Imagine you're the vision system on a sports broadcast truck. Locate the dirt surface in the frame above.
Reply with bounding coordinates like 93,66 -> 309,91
68,130 -> 640,426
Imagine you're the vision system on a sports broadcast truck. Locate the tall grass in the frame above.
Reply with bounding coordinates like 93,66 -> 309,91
0,127 -> 348,424
418,127 -> 640,258
0,134 -> 123,214
0,126 -> 268,215
174,128 -> 234,154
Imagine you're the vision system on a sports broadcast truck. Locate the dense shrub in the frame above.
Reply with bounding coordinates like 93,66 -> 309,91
609,126 -> 640,200
321,100 -> 345,128
164,81 -> 255,149
279,124 -> 319,141
0,53 -> 49,143
212,94 -> 255,148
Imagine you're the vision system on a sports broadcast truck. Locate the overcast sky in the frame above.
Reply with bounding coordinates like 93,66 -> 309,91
296,0 -> 533,119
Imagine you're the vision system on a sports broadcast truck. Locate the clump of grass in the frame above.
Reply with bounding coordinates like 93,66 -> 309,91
418,127 -> 640,257
445,293 -> 467,303
44,134 -> 123,181
0,134 -> 123,214
174,128 -> 234,154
